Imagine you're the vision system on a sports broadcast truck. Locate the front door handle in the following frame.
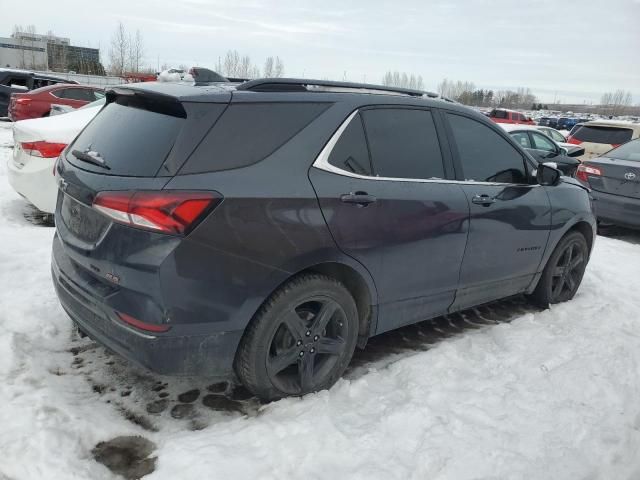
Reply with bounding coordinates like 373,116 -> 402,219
471,194 -> 496,206
340,191 -> 377,207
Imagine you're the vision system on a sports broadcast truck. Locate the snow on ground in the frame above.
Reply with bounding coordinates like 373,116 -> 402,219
2,120 -> 640,480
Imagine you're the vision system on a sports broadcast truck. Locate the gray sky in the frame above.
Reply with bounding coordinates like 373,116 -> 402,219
4,0 -> 639,104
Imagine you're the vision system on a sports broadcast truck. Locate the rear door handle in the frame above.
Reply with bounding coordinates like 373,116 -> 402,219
471,194 -> 496,206
340,191 -> 377,207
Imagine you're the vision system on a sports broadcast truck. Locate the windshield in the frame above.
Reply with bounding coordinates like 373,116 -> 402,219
605,138 -> 640,161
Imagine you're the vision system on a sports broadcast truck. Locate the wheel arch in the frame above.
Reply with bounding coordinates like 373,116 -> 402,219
245,259 -> 378,349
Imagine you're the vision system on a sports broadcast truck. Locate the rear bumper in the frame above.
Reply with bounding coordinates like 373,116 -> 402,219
51,234 -> 243,378
7,151 -> 58,213
592,190 -> 640,229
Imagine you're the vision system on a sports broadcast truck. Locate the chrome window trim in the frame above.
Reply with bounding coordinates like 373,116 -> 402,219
312,109 -> 538,188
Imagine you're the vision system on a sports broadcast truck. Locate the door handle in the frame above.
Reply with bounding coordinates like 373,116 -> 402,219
340,191 -> 377,207
471,194 -> 496,206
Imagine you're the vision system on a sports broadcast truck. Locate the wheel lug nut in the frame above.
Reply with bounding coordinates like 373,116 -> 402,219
313,335 -> 319,341
310,348 -> 315,353
299,351 -> 304,357
305,331 -> 311,336
296,340 -> 302,346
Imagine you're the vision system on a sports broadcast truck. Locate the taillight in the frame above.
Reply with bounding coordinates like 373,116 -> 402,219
93,190 -> 222,235
576,164 -> 602,183
16,98 -> 32,105
21,141 -> 67,158
116,311 -> 170,333
566,136 -> 582,145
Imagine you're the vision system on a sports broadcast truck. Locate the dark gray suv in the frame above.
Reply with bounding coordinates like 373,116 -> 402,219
52,79 -> 596,400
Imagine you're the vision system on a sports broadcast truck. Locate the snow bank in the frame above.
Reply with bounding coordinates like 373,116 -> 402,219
1,121 -> 640,479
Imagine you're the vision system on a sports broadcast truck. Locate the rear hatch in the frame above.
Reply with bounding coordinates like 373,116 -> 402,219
56,84 -> 230,259
582,145 -> 640,199
568,125 -> 634,159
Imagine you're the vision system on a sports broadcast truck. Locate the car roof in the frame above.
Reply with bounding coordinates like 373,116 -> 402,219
499,124 -> 543,133
27,83 -> 95,93
108,78 -> 469,112
581,119 -> 640,131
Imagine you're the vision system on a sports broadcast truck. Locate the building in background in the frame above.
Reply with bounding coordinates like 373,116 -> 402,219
0,33 -> 48,70
0,31 -> 104,75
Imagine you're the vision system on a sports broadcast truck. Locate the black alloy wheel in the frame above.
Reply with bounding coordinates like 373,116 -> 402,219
235,274 -> 359,400
266,297 -> 348,394
531,231 -> 589,306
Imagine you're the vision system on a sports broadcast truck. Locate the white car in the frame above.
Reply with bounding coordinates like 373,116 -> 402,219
498,123 -> 582,156
7,100 -> 103,214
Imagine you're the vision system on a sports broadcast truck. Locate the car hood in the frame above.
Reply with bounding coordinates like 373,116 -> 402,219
12,106 -> 101,144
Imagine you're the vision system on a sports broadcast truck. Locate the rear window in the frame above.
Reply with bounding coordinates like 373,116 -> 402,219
572,126 -> 633,145
67,101 -> 184,176
180,102 -> 330,174
605,139 -> 640,161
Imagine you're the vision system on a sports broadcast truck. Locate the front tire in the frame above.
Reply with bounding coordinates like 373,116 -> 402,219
531,231 -> 589,307
234,274 -> 359,401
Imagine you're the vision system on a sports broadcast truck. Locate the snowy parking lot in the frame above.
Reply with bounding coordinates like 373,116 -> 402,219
2,119 -> 640,480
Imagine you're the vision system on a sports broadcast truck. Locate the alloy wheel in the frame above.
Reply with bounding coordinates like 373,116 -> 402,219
266,297 -> 348,395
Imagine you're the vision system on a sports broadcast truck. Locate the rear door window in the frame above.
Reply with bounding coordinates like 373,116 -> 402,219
66,101 -> 185,176
181,102 -> 330,174
531,132 -> 557,152
361,108 -> 445,179
572,125 -> 633,145
328,113 -> 372,176
491,109 -> 508,119
446,113 -> 528,184
511,132 -> 532,149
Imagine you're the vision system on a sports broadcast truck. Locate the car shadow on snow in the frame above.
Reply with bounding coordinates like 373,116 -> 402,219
598,224 -> 640,245
0,196 -> 54,227
66,295 -> 540,435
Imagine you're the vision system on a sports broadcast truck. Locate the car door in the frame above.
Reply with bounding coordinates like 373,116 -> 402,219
309,107 -> 470,333
443,112 -> 552,310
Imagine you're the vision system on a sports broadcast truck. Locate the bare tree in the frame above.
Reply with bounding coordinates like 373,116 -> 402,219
274,57 -> 284,77
128,29 -> 144,73
600,89 -> 633,116
24,25 -> 39,69
223,50 -> 240,77
382,71 -> 424,90
263,56 -> 274,77
12,25 -> 26,68
109,22 -> 129,75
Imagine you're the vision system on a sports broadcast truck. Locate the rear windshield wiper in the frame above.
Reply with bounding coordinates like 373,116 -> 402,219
71,149 -> 110,170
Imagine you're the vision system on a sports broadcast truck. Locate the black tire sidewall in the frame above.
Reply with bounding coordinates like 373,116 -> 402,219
236,275 -> 359,400
535,231 -> 588,305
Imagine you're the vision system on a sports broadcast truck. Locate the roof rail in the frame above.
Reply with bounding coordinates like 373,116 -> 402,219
236,78 -> 445,99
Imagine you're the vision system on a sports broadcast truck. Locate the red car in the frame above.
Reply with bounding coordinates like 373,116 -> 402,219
8,84 -> 104,121
488,108 -> 535,125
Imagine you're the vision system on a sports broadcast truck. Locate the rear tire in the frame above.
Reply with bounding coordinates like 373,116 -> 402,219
530,231 -> 588,307
234,274 -> 359,401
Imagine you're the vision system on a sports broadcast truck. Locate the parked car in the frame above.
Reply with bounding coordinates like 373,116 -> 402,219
577,138 -> 640,228
538,117 -> 559,129
0,68 -> 77,117
8,84 -> 104,121
567,120 -> 640,160
525,125 -> 583,156
489,108 -> 535,125
51,79 -> 595,400
499,124 -> 584,176
8,100 -> 104,214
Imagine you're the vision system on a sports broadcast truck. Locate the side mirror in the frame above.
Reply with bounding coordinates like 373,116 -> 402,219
537,162 -> 561,186
559,147 -> 568,155
568,147 -> 585,158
